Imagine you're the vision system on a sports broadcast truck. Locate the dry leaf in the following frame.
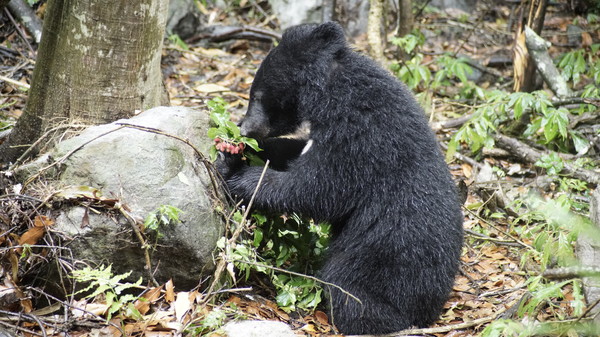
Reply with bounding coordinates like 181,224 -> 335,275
174,291 -> 192,323
165,280 -> 175,303
135,285 -> 163,315
18,227 -> 45,247
194,83 -> 230,94
461,163 -> 473,178
314,310 -> 329,325
34,215 -> 54,227
582,32 -> 592,47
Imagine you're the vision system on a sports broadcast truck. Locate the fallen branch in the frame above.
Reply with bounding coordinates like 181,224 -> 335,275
188,25 -> 281,44
494,134 -> 600,185
543,266 -> 600,280
7,0 -> 43,44
347,306 -> 508,337
525,26 -> 572,99
202,161 -> 270,304
0,74 -> 30,89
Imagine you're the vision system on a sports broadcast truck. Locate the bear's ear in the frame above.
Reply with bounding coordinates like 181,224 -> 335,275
309,21 -> 346,51
280,21 -> 347,60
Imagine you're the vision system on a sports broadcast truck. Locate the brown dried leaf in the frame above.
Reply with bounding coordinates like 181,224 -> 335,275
34,215 -> 54,227
582,32 -> 593,47
513,30 -> 528,92
314,310 -> 329,325
135,285 -> 163,315
165,279 -> 175,303
174,291 -> 192,323
18,227 -> 45,247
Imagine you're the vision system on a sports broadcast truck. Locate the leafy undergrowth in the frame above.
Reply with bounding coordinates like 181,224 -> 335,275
2,1 -> 600,337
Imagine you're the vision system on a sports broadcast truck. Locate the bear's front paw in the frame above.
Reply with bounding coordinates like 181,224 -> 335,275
216,151 -> 244,179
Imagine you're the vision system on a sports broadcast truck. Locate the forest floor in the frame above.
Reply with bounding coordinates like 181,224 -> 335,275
1,1 -> 599,337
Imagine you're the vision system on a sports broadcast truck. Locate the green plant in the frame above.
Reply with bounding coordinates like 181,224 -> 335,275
71,265 -> 143,320
432,54 -> 473,89
144,205 -> 183,238
535,153 -> 564,176
223,211 -> 331,312
558,49 -> 586,85
168,34 -> 190,51
481,198 -> 596,337
206,97 -> 261,161
390,54 -> 432,90
391,31 -> 425,55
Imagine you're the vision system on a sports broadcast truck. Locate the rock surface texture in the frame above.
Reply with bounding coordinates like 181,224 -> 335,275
38,106 -> 222,289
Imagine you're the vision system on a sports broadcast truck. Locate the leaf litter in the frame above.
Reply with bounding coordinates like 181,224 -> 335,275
1,2 -> 599,336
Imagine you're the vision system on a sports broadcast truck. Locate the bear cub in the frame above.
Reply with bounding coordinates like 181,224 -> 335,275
219,22 -> 464,335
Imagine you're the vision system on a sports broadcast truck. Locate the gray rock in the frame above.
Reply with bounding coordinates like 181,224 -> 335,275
222,321 -> 296,337
44,106 -> 223,289
566,24 -> 583,46
167,0 -> 202,40
267,0 -> 368,38
268,0 -> 323,29
429,0 -> 477,13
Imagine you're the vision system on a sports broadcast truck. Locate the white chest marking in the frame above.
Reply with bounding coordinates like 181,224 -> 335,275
301,139 -> 313,155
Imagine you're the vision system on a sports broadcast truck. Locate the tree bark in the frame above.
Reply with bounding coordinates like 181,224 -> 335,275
367,0 -> 385,62
0,0 -> 170,164
513,0 -> 548,93
524,26 -> 572,99
398,0 -> 413,37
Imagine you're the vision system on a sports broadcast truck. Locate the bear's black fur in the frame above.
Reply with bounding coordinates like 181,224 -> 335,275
219,22 -> 464,335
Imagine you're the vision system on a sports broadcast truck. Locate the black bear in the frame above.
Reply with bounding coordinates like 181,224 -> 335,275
219,22 -> 464,335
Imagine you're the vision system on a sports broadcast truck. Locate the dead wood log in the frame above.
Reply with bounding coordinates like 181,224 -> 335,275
187,25 -> 282,44
524,26 -> 573,99
7,0 -> 42,44
494,134 -> 600,185
576,189 -> 600,324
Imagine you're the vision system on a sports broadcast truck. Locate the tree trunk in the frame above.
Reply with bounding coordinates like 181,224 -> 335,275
398,0 -> 413,37
0,0 -> 170,164
513,0 -> 548,93
367,0 -> 385,62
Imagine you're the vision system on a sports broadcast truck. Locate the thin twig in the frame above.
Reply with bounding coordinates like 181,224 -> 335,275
22,126 -> 125,189
115,203 -> 159,287
10,123 -> 89,169
202,161 -> 271,303
464,207 -> 533,249
116,123 -> 222,200
232,259 -> 362,306
0,74 -> 30,89
346,306 -> 508,337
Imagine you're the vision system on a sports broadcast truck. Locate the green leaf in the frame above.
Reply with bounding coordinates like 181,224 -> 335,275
570,131 -> 590,154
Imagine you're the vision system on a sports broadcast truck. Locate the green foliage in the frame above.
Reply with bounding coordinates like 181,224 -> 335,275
71,265 -> 143,321
517,197 -> 586,271
391,54 -> 432,90
391,31 -> 425,55
535,153 -> 564,176
168,34 -> 190,50
187,309 -> 228,336
481,198 -> 595,337
482,319 -> 600,337
185,302 -> 246,336
558,49 -> 586,85
206,97 -> 261,161
390,35 -> 474,92
227,212 -> 331,312
144,205 -> 183,238
432,54 -> 473,89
